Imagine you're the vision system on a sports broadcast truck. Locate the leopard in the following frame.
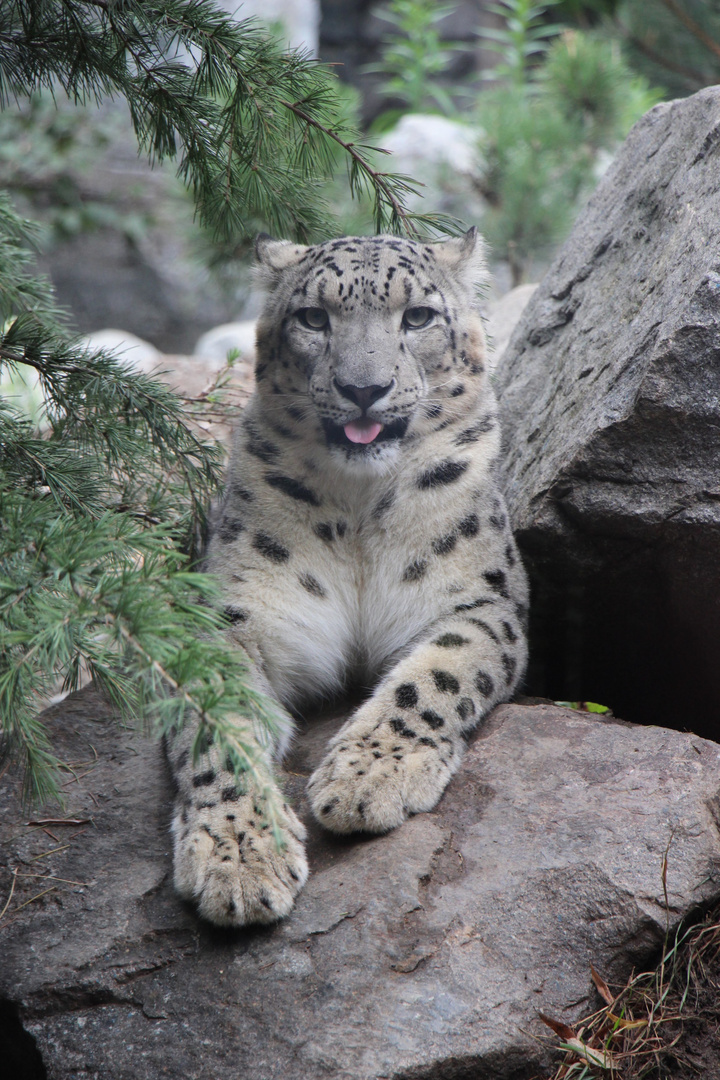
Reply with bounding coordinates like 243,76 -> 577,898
168,229 -> 529,927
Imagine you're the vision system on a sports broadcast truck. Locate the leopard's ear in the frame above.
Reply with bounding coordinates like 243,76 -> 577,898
433,227 -> 487,293
254,234 -> 308,288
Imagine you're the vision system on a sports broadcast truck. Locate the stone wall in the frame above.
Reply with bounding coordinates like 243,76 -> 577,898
495,86 -> 720,737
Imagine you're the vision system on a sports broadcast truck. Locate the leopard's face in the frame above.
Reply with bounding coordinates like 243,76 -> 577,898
254,232 -> 488,470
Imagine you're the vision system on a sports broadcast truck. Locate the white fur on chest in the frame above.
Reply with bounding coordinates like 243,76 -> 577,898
257,511 -> 442,709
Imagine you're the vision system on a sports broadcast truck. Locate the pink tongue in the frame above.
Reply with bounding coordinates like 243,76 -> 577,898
344,420 -> 383,445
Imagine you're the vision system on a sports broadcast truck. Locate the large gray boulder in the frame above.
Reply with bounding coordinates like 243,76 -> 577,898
3,687 -> 720,1079
495,86 -> 720,737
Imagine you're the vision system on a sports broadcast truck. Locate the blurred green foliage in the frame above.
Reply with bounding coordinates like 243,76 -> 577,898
480,0 -> 565,85
363,0 -> 719,283
0,95 -> 152,243
475,22 -> 663,283
613,0 -> 720,97
365,0 -> 470,125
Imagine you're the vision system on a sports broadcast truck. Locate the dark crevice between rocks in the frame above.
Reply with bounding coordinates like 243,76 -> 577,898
392,1047 -> 545,1080
520,532 -> 720,742
0,999 -> 47,1080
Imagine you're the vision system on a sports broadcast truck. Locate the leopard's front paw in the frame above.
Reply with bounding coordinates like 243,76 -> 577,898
308,711 -> 461,835
172,791 -> 308,927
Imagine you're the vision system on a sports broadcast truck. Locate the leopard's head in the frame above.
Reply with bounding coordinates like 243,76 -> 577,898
253,230 -> 489,469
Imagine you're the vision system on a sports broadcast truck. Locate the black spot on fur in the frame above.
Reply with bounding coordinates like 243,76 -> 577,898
253,532 -> 290,563
395,683 -> 419,709
455,416 -> 495,446
265,473 -> 321,506
192,769 -> 216,788
299,572 -> 326,597
418,736 -> 437,748
425,403 -> 443,419
466,617 -> 500,643
217,515 -> 244,543
390,717 -> 416,738
432,532 -> 457,556
502,653 -> 517,684
336,520 -> 347,537
403,559 -> 428,582
489,513 -> 507,531
456,697 -> 476,723
417,459 -> 468,488
434,633 -> 470,648
432,670 -> 460,694
458,513 -> 479,537
224,607 -> 248,624
322,798 -> 339,815
506,544 -> 517,567
483,569 -> 509,598
421,709 -> 445,729
450,385 -> 465,397
502,621 -> 518,643
454,597 -> 495,612
221,786 -> 240,802
373,488 -> 396,518
314,522 -> 334,542
475,671 -> 495,697
200,823 -> 221,841
245,429 -> 280,464
230,483 -> 254,502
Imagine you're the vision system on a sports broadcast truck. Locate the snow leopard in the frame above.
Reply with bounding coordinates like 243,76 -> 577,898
168,229 -> 529,927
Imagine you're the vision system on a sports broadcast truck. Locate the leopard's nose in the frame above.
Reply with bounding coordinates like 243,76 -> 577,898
334,380 -> 394,412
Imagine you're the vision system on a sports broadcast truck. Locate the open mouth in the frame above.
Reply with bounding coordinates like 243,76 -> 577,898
322,416 -> 410,449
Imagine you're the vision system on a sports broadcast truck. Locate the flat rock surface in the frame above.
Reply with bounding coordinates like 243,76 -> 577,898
3,688 -> 720,1079
495,86 -> 720,731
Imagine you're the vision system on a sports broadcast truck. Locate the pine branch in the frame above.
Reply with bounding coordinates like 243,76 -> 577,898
0,0 -> 456,240
280,99 -> 422,237
660,0 -> 720,63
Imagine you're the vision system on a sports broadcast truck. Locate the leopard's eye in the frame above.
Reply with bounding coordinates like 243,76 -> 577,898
297,308 -> 329,330
403,306 -> 434,329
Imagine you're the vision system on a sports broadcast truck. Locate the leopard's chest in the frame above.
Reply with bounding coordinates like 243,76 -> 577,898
243,507 -> 446,706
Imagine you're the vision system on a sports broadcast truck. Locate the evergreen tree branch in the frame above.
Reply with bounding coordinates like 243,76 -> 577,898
614,17 -> 710,89
660,0 -> 720,63
0,0 -> 454,240
279,99 -> 423,238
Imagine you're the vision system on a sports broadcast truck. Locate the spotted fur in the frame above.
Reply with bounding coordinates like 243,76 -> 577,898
170,230 -> 529,927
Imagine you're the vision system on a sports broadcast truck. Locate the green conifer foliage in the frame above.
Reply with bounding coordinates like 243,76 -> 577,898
0,0 -> 446,805
475,3 -> 662,284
